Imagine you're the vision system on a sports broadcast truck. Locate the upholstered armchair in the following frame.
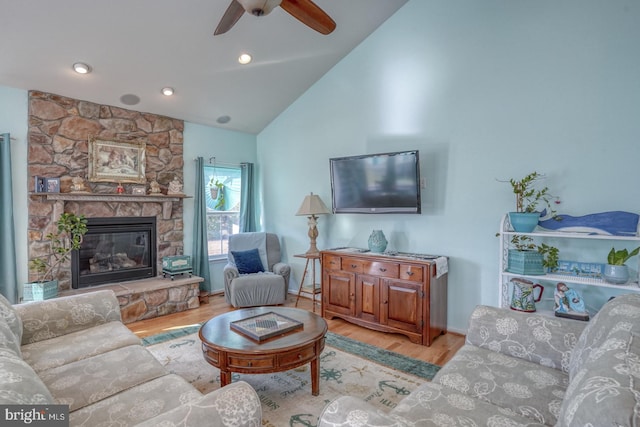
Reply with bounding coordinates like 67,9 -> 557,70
223,232 -> 290,307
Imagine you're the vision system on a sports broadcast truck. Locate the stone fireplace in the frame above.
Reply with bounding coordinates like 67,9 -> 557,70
72,216 -> 157,288
27,91 -> 186,291
26,91 -> 201,323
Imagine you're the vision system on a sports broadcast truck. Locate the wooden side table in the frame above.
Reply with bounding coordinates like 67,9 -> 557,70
294,253 -> 321,312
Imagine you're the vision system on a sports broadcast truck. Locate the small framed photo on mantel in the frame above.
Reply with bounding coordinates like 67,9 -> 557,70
45,177 -> 60,193
34,176 -> 46,193
131,185 -> 146,195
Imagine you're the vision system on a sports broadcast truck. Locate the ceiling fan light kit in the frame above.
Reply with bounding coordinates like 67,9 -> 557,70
239,0 -> 281,16
215,0 -> 336,36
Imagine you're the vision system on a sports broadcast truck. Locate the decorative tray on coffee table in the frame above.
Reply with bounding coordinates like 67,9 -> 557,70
230,312 -> 303,342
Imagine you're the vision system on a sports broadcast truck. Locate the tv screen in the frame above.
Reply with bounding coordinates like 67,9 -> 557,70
330,150 -> 421,214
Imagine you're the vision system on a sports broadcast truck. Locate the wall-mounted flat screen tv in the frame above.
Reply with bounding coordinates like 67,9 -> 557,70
330,150 -> 421,214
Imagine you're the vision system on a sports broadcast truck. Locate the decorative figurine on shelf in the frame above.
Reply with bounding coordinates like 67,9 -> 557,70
554,282 -> 589,321
70,176 -> 88,193
167,176 -> 183,195
149,180 -> 162,194
116,182 -> 125,194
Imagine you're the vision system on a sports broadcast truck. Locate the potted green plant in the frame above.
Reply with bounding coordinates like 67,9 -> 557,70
503,171 -> 557,232
208,177 -> 225,210
27,212 -> 88,300
506,235 -> 559,275
603,246 -> 640,284
538,243 -> 560,271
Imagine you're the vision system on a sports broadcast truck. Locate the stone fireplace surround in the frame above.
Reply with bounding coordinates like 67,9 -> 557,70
27,91 -> 201,322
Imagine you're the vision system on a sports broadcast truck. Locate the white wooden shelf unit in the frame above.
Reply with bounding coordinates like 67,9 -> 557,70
498,213 -> 640,309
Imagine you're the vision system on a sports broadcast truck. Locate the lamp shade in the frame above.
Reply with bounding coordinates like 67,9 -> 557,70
296,192 -> 330,216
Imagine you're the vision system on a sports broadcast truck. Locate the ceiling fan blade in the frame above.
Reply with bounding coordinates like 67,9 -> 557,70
214,0 -> 246,35
280,0 -> 336,35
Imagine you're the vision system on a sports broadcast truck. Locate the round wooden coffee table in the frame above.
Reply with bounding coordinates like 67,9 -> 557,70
199,307 -> 328,396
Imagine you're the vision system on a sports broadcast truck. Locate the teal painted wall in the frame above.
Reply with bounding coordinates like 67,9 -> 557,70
258,0 -> 640,332
182,122 -> 258,292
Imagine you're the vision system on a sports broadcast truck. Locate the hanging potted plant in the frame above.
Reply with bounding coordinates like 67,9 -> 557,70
208,177 -> 223,200
27,212 -> 88,301
603,246 -> 640,284
501,171 -> 558,232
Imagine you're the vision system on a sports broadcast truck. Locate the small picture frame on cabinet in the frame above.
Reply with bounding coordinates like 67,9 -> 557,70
131,185 -> 146,195
34,176 -> 46,193
45,177 -> 60,193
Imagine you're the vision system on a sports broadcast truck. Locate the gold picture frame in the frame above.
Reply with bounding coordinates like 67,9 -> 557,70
88,137 -> 146,183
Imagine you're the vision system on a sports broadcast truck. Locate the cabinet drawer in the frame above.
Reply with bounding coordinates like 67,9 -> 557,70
203,347 -> 219,365
324,255 -> 342,271
365,261 -> 399,279
278,343 -> 317,367
400,264 -> 424,282
228,355 -> 275,369
343,257 -> 364,274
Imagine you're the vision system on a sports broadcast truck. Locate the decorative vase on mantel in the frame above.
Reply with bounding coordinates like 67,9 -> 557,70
368,230 -> 388,253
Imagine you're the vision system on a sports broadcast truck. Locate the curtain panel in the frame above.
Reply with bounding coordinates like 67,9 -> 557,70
239,162 -> 256,232
0,133 -> 18,302
191,157 -> 211,294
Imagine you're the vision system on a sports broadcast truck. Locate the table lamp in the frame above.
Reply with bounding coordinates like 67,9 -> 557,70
296,192 -> 331,255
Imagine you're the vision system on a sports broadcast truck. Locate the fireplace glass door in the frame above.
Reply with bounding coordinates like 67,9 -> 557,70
72,217 -> 157,288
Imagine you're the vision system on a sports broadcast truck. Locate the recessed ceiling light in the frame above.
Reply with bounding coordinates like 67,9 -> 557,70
161,87 -> 174,96
238,53 -> 252,65
73,62 -> 92,74
216,115 -> 231,124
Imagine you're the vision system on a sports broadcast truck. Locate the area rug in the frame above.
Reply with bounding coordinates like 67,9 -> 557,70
143,327 -> 440,426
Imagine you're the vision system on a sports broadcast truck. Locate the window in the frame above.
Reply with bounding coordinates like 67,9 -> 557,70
204,165 -> 241,258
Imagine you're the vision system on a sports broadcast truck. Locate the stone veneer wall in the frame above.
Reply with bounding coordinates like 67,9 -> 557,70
27,91 -> 185,291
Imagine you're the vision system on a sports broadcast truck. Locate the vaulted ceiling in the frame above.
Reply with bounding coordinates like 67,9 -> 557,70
0,0 -> 407,134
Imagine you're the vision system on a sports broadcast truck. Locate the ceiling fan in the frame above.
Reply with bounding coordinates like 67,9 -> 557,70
214,0 -> 336,36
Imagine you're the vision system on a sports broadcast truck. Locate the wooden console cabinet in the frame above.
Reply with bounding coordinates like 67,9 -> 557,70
320,249 -> 447,346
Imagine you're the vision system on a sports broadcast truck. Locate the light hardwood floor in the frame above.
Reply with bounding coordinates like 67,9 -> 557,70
127,293 -> 465,367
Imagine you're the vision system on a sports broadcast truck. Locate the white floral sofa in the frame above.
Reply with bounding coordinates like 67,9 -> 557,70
0,289 -> 261,426
319,293 -> 640,426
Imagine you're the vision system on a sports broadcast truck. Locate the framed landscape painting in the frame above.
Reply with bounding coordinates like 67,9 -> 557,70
88,137 -> 146,183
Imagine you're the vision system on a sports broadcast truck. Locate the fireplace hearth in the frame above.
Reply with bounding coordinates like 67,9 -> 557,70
72,217 -> 157,288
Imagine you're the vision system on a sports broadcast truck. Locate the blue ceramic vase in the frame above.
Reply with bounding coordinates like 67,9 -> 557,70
368,230 -> 388,253
509,212 -> 540,232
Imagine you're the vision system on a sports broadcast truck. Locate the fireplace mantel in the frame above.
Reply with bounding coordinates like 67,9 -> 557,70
31,193 -> 190,219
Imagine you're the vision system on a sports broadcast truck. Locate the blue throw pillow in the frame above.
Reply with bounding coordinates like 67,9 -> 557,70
231,249 -> 265,274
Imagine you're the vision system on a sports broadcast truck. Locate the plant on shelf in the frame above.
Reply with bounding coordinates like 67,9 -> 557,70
607,247 -> 640,266
538,243 -> 560,271
510,235 -> 537,251
509,171 -> 555,214
603,246 -> 640,285
507,235 -> 559,274
29,212 -> 88,284
499,171 -> 559,232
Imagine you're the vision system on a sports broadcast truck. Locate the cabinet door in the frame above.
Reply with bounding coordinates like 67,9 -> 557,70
323,269 -> 355,316
355,274 -> 380,323
381,279 -> 423,334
